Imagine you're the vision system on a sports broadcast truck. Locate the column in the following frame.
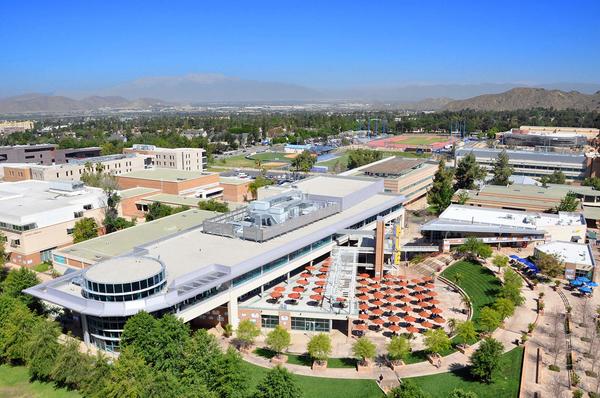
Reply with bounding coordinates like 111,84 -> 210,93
81,314 -> 90,346
228,297 -> 239,328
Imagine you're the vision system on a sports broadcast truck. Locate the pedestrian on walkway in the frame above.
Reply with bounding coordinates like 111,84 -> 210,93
378,374 -> 383,384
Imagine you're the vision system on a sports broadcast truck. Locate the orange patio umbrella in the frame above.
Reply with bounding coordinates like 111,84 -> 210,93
418,301 -> 430,308
383,280 -> 395,286
384,288 -> 396,295
305,265 -> 316,271
270,291 -> 282,298
359,303 -> 370,311
358,286 -> 370,293
386,296 -> 398,303
404,315 -> 416,323
288,292 -> 301,299
336,297 -> 346,302
431,307 -> 443,314
421,321 -> 434,328
372,318 -> 385,325
371,283 -> 382,289
372,308 -> 384,316
319,267 -> 329,273
297,279 -> 309,285
433,317 -> 445,324
406,325 -> 419,333
398,280 -> 409,287
413,286 -> 425,292
359,273 -> 371,278
273,286 -> 286,292
357,294 -> 369,301
418,310 -> 429,318
354,323 -> 368,331
426,291 -> 438,297
398,288 -> 410,295
372,276 -> 382,282
388,315 -> 401,323
300,272 -> 311,278
411,278 -> 422,284
293,286 -> 305,292
317,273 -> 328,279
400,296 -> 412,303
414,293 -> 427,300
388,324 -> 401,332
371,300 -> 384,307
373,291 -> 385,299
315,280 -> 326,286
313,287 -> 324,293
310,294 -> 323,301
425,283 -> 435,289
428,299 -> 441,305
359,279 -> 370,285
359,313 -> 369,320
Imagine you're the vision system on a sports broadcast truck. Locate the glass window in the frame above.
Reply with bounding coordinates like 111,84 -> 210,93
132,281 -> 140,291
106,284 -> 114,293
114,284 -> 122,293
261,315 -> 279,328
140,279 -> 147,289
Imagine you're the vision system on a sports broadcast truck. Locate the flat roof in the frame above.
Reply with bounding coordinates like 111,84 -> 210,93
292,175 -> 376,198
140,193 -> 200,207
456,148 -> 588,165
56,209 -> 218,263
219,176 -> 251,185
361,157 -> 429,177
84,256 -> 163,284
119,169 -> 210,182
536,241 -> 594,267
118,187 -> 160,199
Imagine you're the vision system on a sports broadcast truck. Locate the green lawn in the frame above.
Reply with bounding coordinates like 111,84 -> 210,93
397,136 -> 449,145
441,260 -> 502,330
315,150 -> 430,171
211,152 -> 292,169
0,365 -> 80,398
243,360 -> 383,398
408,347 -> 524,398
254,348 -> 356,368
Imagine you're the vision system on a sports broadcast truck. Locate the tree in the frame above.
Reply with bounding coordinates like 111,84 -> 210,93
0,302 -> 38,363
423,328 -> 451,355
235,319 -> 261,349
100,347 -> 153,398
454,237 -> 492,260
347,149 -> 383,169
352,336 -> 377,365
120,311 -> 159,362
387,379 -> 430,398
80,352 -> 111,398
198,199 -> 230,212
546,170 -> 566,184
448,389 -> 479,398
152,314 -> 191,373
51,337 -> 88,390
25,318 -> 61,381
248,175 -> 274,199
470,337 -> 504,383
145,202 -> 189,222
0,232 -> 6,267
454,152 -> 485,190
427,159 -> 455,214
499,268 -> 525,306
291,150 -> 316,173
254,365 -> 302,398
307,333 -> 332,364
1,267 -> 40,310
493,298 -> 516,320
479,307 -> 501,332
556,191 -> 579,212
455,320 -> 477,345
583,176 -> 600,190
387,335 -> 411,364
455,191 -> 470,205
265,325 -> 291,357
490,149 -> 513,186
492,254 -> 508,273
211,347 -> 248,398
535,251 -> 564,278
72,217 -> 99,243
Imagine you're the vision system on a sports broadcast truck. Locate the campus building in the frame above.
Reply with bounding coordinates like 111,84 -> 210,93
534,241 -> 596,280
26,175 -> 405,352
454,147 -> 593,181
123,144 -> 206,172
1,154 -> 147,182
0,120 -> 34,134
0,180 -> 105,266
519,126 -> 600,141
420,204 -> 586,252
342,156 -> 437,202
453,183 -> 600,227
116,169 -> 221,196
0,144 -> 101,166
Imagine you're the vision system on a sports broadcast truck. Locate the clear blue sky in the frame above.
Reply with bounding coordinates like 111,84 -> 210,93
1,0 -> 599,96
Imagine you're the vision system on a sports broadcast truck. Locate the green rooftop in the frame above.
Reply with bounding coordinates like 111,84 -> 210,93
118,187 -> 160,199
120,169 -> 210,182
140,193 -> 201,207
56,209 -> 217,263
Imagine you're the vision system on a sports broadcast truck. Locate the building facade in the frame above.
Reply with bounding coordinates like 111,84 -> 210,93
124,144 -> 205,172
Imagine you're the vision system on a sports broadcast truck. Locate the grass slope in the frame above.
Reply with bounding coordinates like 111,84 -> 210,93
441,260 -> 502,330
409,347 -> 524,398
243,361 -> 383,398
0,365 -> 80,398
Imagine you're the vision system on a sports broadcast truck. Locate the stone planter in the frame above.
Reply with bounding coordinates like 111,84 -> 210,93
270,354 -> 288,365
356,359 -> 373,373
428,354 -> 442,368
457,344 -> 471,355
389,360 -> 405,371
312,360 -> 327,371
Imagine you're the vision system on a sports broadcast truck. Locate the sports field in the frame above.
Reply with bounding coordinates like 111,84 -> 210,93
367,134 -> 455,150
398,136 -> 450,145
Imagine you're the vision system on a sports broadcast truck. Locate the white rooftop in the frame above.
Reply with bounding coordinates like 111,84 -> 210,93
84,256 -> 163,284
536,241 -> 594,267
439,205 -> 584,230
0,180 -> 105,228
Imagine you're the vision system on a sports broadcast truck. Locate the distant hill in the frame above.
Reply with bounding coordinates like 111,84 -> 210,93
444,87 -> 600,111
0,94 -> 170,114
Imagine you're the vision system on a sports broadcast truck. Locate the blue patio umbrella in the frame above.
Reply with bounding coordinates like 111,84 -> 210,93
588,282 -> 599,287
570,279 -> 584,286
576,276 -> 591,282
579,286 -> 593,294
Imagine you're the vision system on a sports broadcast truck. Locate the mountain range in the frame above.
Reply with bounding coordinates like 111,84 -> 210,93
1,73 -> 600,114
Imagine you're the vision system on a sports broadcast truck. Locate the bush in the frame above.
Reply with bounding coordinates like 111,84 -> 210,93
572,389 -> 583,398
549,364 -> 560,371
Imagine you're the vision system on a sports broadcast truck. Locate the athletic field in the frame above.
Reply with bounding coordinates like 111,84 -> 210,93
367,134 -> 455,150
